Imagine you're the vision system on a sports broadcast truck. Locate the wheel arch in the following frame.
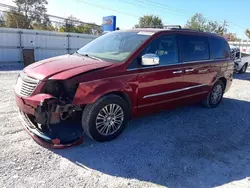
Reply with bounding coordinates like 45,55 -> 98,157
73,78 -> 138,116
218,77 -> 227,90
102,91 -> 133,118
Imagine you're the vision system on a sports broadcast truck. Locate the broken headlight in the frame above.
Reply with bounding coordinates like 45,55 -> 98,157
43,80 -> 78,103
43,80 -> 64,98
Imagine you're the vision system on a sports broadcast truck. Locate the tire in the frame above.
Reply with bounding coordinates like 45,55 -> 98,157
202,80 -> 225,108
82,94 -> 130,142
239,63 -> 247,74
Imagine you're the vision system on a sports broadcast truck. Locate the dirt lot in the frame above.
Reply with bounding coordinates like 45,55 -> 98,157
1,70 -> 250,188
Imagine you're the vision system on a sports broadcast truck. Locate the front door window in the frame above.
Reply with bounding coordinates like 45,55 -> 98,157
143,35 -> 179,66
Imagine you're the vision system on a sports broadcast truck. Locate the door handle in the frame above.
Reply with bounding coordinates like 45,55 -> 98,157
185,68 -> 194,72
198,69 -> 208,73
173,70 -> 183,74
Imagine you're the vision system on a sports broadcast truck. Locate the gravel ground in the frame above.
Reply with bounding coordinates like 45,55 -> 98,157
1,70 -> 250,188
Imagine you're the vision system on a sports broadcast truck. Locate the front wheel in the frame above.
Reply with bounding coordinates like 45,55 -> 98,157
202,80 -> 225,108
82,95 -> 130,142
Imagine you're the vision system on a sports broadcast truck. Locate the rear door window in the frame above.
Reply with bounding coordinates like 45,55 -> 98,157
208,37 -> 230,59
179,35 -> 209,62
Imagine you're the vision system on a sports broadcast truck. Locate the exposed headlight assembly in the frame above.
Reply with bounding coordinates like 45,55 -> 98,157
43,80 -> 78,103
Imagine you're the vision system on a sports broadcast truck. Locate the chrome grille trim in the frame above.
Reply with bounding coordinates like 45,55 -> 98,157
15,72 -> 40,97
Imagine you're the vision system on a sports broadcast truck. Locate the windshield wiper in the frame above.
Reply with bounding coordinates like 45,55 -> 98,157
81,53 -> 102,61
73,52 -> 100,60
73,51 -> 81,56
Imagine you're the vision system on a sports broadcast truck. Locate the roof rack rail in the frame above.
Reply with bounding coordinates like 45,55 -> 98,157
163,25 -> 182,29
163,25 -> 203,32
181,28 -> 203,32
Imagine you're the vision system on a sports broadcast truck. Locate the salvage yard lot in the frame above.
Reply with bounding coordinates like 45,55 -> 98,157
1,70 -> 250,188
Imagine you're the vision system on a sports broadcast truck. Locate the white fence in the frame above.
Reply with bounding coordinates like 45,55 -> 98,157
0,27 -> 98,64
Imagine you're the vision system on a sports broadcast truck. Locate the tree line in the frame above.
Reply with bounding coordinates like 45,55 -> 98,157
0,0 -> 100,34
135,14 -> 249,42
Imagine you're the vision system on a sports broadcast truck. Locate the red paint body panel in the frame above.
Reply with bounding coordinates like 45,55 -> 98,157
15,95 -> 35,115
49,62 -> 113,80
15,94 -> 55,115
72,71 -> 139,115
137,65 -> 185,112
24,55 -> 113,80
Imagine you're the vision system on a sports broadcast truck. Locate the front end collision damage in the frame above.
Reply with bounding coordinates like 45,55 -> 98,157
34,97 -> 81,125
17,64 -> 116,148
34,79 -> 81,125
17,66 -> 136,148
20,111 -> 83,149
19,80 -> 84,148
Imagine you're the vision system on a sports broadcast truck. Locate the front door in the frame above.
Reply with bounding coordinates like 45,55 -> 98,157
137,34 -> 187,115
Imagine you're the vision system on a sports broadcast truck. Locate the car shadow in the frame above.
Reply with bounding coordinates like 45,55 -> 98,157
55,98 -> 250,187
234,70 -> 250,81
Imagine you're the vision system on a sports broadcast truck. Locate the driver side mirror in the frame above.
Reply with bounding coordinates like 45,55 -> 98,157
141,54 -> 160,66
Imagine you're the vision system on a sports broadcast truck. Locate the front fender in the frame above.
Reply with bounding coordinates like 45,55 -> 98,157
72,75 -> 138,113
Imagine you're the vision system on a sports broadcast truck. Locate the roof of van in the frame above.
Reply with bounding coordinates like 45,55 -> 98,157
122,28 -> 222,38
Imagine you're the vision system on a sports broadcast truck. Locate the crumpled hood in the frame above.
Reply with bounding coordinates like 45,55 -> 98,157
24,55 -> 113,80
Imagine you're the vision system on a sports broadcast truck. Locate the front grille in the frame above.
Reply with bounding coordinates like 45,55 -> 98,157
15,72 -> 40,97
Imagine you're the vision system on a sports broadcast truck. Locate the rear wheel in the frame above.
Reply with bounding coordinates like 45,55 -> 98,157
202,80 -> 225,108
239,63 -> 247,74
82,95 -> 130,142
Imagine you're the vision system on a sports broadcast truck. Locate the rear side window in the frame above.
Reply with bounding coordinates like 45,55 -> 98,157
208,37 -> 230,59
180,35 -> 209,62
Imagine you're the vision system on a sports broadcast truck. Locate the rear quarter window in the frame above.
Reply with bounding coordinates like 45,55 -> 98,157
208,37 -> 230,59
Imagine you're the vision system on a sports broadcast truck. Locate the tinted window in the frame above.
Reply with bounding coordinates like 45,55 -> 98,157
142,35 -> 178,65
180,35 -> 209,62
209,37 -> 230,59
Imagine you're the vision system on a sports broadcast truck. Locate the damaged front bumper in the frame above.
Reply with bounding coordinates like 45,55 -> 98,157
16,94 -> 84,149
19,111 -> 83,149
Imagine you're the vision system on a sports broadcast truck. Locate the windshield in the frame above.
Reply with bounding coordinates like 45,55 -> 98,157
77,31 -> 152,63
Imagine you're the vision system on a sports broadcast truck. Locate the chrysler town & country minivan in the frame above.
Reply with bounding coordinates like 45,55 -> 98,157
15,27 -> 233,148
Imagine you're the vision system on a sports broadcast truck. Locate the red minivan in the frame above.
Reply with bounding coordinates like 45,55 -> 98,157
15,27 -> 233,148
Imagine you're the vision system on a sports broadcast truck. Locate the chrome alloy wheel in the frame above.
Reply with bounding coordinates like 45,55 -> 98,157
96,104 -> 124,136
211,84 -> 223,105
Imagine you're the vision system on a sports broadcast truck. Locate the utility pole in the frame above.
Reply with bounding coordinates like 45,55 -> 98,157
222,20 -> 227,35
